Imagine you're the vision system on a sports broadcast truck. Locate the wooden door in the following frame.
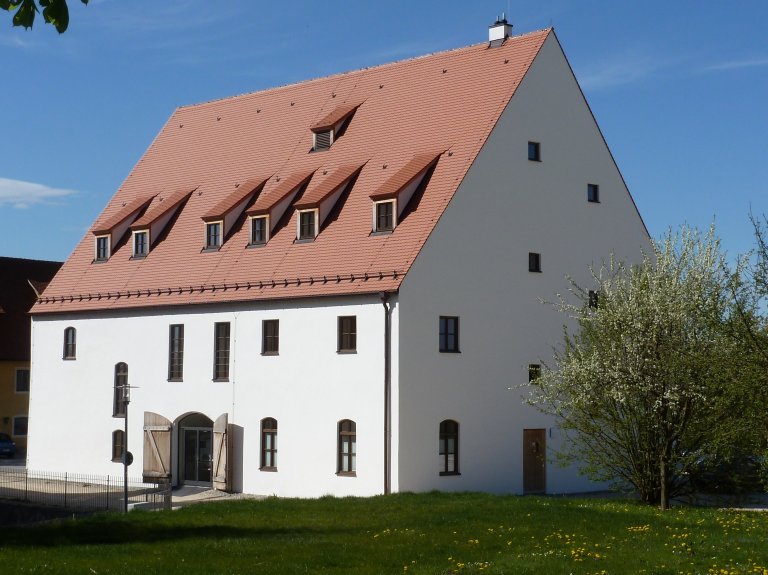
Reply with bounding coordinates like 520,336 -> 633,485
213,413 -> 230,491
143,412 -> 172,484
523,428 -> 546,494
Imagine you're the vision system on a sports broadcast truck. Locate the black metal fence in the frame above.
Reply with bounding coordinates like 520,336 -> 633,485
0,468 -> 171,512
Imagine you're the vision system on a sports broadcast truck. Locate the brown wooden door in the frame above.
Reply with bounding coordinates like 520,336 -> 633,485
523,428 -> 546,494
212,413 -> 230,492
143,412 -> 172,484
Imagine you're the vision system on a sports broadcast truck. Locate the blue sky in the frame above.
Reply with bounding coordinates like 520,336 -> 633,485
1,0 -> 766,263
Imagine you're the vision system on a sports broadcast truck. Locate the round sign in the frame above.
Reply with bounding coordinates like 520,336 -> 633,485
122,451 -> 134,466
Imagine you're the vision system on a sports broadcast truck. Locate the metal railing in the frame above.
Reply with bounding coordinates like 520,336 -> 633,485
0,468 -> 171,512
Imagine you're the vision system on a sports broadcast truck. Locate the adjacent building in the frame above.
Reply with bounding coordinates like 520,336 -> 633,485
28,22 -> 649,496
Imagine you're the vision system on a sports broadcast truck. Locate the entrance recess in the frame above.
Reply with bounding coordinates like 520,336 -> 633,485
179,413 -> 214,486
523,428 -> 546,494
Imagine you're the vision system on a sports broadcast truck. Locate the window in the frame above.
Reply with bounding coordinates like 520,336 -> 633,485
439,316 -> 460,353
374,200 -> 395,232
338,316 -> 357,352
250,216 -> 268,245
15,368 -> 30,393
206,222 -> 222,249
95,236 -> 110,261
168,324 -> 184,381
63,327 -> 76,359
262,319 -> 279,355
260,418 -> 277,471
439,419 -> 459,475
213,322 -> 230,381
528,252 -> 541,273
113,362 -> 128,418
298,210 -> 316,240
337,419 -> 356,475
588,290 -> 599,309
588,183 -> 600,203
313,130 -> 332,152
13,416 -> 28,437
528,363 -> 542,383
112,430 -> 125,462
133,231 -> 148,257
528,141 -> 541,162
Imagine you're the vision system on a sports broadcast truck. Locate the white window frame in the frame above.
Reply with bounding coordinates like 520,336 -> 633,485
372,199 -> 397,233
95,235 -> 111,261
205,220 -> 224,249
132,229 -> 150,257
313,129 -> 334,151
14,368 -> 30,394
249,215 -> 270,245
296,208 -> 319,241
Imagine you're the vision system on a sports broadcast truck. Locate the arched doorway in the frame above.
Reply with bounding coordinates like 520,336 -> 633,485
179,413 -> 214,486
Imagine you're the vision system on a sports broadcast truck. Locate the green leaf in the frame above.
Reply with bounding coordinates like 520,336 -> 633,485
12,0 -> 37,29
0,1 -> 22,11
42,0 -> 68,33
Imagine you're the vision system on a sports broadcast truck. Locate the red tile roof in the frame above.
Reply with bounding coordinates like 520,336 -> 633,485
201,176 -> 269,222
34,29 -> 551,314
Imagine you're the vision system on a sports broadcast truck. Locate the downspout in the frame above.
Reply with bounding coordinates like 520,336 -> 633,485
380,292 -> 392,494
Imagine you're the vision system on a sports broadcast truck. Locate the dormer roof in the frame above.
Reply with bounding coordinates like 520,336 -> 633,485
92,194 -> 156,236
369,152 -> 443,201
132,187 -> 194,230
34,28 -> 555,313
202,176 -> 269,223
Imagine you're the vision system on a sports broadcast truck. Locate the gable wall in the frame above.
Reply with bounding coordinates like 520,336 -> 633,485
396,33 -> 650,494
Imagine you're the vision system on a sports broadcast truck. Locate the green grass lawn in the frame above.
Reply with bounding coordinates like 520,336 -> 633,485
2,492 -> 768,574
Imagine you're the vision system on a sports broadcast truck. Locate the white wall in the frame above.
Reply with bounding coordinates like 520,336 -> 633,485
396,33 -> 650,494
28,294 -> 394,498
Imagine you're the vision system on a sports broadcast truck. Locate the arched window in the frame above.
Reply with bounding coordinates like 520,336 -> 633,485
113,363 -> 128,417
63,327 -> 76,359
439,419 -> 459,475
337,419 -> 356,476
260,418 -> 277,471
112,429 -> 125,462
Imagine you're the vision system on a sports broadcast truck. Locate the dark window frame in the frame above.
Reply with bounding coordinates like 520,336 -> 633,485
528,141 -> 541,162
374,200 -> 395,233
63,326 -> 76,360
260,417 -> 278,471
528,363 -> 542,383
168,324 -> 184,381
113,362 -> 128,418
528,252 -> 542,273
337,419 -> 357,476
587,183 -> 600,203
262,319 -> 279,355
205,221 -> 222,250
439,419 -> 460,476
15,368 -> 30,393
439,316 -> 460,353
337,316 -> 357,353
112,429 -> 125,462
213,322 -> 231,381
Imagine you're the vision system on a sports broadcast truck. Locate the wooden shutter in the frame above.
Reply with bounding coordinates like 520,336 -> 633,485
143,412 -> 172,484
213,413 -> 230,491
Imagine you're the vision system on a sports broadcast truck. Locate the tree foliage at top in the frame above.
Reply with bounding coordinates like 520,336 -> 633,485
1,0 -> 87,33
528,225 -> 765,509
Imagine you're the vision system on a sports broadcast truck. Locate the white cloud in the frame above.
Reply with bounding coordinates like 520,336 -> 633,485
0,178 -> 78,209
577,53 -> 659,91
703,57 -> 768,72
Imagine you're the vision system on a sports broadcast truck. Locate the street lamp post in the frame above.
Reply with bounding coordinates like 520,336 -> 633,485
122,382 -> 130,514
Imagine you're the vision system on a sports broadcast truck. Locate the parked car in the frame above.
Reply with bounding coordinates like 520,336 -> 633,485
0,433 -> 16,458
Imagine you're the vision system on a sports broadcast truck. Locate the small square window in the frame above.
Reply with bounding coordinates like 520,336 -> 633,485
528,141 -> 541,162
528,364 -> 541,383
588,183 -> 600,203
250,216 -> 268,245
133,231 -> 148,257
528,252 -> 541,273
95,236 -> 110,261
439,316 -> 460,353
588,290 -> 599,309
375,201 -> 395,232
15,369 -> 30,393
262,319 -> 279,355
298,211 -> 316,240
206,222 -> 222,249
338,316 -> 357,352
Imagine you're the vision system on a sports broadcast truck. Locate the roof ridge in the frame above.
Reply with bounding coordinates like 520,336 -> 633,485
177,28 -> 553,112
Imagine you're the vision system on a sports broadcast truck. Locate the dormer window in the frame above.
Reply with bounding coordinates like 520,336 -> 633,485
374,200 -> 396,233
298,210 -> 318,241
313,130 -> 332,152
309,102 -> 362,152
95,236 -> 110,262
249,215 -> 269,246
132,230 -> 149,258
206,221 -> 222,250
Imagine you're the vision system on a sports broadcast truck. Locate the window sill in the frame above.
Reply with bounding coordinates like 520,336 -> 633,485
337,349 -> 357,354
439,471 -> 461,476
62,357 -> 76,361
111,458 -> 122,463
167,378 -> 183,382
260,467 -> 277,472
588,199 -> 600,204
212,378 -> 230,383
336,471 -> 357,477
130,255 -> 147,260
528,158 -> 542,163
370,230 -> 393,237
295,237 -> 315,244
113,414 -> 126,419
528,270 -> 542,273
247,242 -> 267,249
201,246 -> 221,253
261,351 -> 279,356
439,349 -> 461,354
92,258 -> 108,264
